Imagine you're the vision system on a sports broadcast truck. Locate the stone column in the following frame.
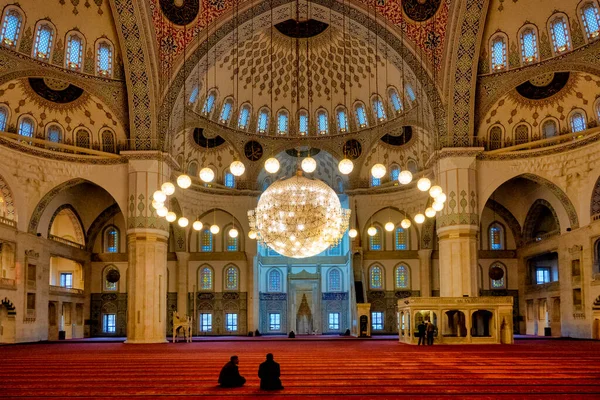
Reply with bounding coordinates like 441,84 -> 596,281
436,149 -> 482,298
418,249 -> 432,297
175,252 -> 190,316
124,155 -> 171,343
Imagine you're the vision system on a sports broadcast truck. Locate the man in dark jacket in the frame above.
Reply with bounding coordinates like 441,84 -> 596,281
417,321 -> 426,345
258,353 -> 284,390
218,355 -> 246,388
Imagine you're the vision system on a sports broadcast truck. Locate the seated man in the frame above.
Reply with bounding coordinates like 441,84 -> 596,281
258,353 -> 284,390
218,355 -> 246,388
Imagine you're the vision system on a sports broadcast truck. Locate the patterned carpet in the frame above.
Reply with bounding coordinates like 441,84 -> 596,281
1,338 -> 599,399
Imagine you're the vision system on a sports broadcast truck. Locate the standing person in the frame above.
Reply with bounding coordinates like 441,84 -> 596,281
258,353 -> 284,390
426,320 -> 435,345
218,355 -> 246,388
417,320 -> 427,345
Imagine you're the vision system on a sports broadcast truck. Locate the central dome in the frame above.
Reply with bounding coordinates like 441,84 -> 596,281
248,173 -> 350,258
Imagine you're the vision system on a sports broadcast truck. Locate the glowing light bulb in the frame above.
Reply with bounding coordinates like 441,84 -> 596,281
385,222 -> 394,232
348,228 -> 358,238
398,170 -> 413,185
248,230 -> 257,240
301,157 -> 317,173
401,218 -> 411,229
192,221 -> 203,231
425,207 -> 436,218
338,158 -> 354,175
152,200 -> 164,210
166,212 -> 177,222
177,174 -> 192,189
157,206 -> 168,217
367,226 -> 377,236
199,167 -> 215,183
230,161 -> 245,177
414,213 -> 425,224
435,193 -> 447,204
229,228 -> 239,238
417,178 -> 431,192
265,158 -> 280,174
210,224 -> 220,234
371,163 -> 386,179
178,217 -> 189,227
161,182 -> 175,196
153,190 -> 167,203
432,201 -> 444,212
429,185 -> 443,198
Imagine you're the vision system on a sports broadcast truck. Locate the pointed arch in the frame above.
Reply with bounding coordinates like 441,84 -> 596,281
267,268 -> 282,292
523,199 -> 561,241
47,204 -> 86,245
0,171 -> 17,223
327,268 -> 343,292
368,264 -> 384,290
484,199 -> 522,247
197,264 -> 214,291
85,203 -> 122,252
394,263 -> 410,289
223,264 -> 239,291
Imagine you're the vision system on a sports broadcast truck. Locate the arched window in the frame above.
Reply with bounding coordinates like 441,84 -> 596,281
224,265 -> 239,290
490,34 -> 507,71
519,26 -> 538,64
395,264 -> 409,289
371,96 -> 386,122
46,124 -> 62,143
328,268 -> 342,292
369,265 -> 383,289
33,22 -> 54,62
224,170 -> 235,188
104,226 -> 119,253
65,32 -> 84,71
490,262 -> 506,289
220,98 -> 234,124
489,126 -> 502,150
395,226 -> 408,250
257,108 -> 269,133
570,111 -> 587,132
514,124 -> 529,145
1,8 -> 23,48
187,161 -> 198,177
369,227 -> 383,251
200,229 -> 213,252
189,85 -> 199,104
405,84 -> 417,104
238,104 -> 251,130
407,159 -> 418,174
103,266 -> 119,291
0,106 -> 8,131
268,269 -> 282,292
489,222 -> 505,250
277,109 -> 289,135
225,228 -> 238,251
96,40 -> 114,77
371,175 -> 381,187
549,15 -> 571,54
389,87 -> 403,113
101,130 -> 116,153
18,116 -> 34,138
390,164 -> 400,182
202,91 -> 217,115
298,110 -> 309,135
199,266 -> 213,290
316,109 -> 328,135
580,2 -> 600,40
75,129 -> 90,148
355,102 -> 368,128
336,107 -> 349,133
541,119 -> 558,139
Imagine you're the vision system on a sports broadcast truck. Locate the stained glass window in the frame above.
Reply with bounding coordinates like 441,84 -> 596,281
269,313 -> 281,331
369,228 -> 382,251
226,230 -> 238,251
395,265 -> 408,289
0,107 -> 7,131
328,268 -> 341,292
298,111 -> 309,135
66,33 -> 83,71
1,9 -> 22,48
491,36 -> 506,71
370,265 -> 383,289
74,129 -> 89,148
571,112 -> 586,133
405,84 -> 416,103
238,104 -> 251,129
520,28 -> 538,63
105,227 -> 118,253
224,171 -> 235,188
47,125 -> 61,143
317,110 -> 328,134
200,229 -> 213,252
355,103 -> 368,128
219,99 -> 233,123
33,23 -> 54,61
224,266 -> 238,290
268,269 -> 281,292
97,41 -> 113,77
19,117 -> 34,138
371,176 -> 381,187
542,120 -> 557,138
514,124 -> 529,145
390,165 -> 400,182
226,313 -> 238,331
582,3 -> 600,39
202,92 -> 216,114
372,98 -> 386,121
257,109 -> 269,133
328,313 -> 340,330
337,108 -> 349,133
395,227 -> 407,250
371,311 -> 384,330
200,267 -> 213,290
389,88 -> 403,112
489,224 -> 504,250
200,313 -> 212,331
489,126 -> 502,150
277,110 -> 289,134
101,130 -> 115,153
550,16 -> 571,53
189,86 -> 199,104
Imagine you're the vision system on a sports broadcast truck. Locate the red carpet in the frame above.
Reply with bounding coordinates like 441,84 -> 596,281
1,338 -> 599,399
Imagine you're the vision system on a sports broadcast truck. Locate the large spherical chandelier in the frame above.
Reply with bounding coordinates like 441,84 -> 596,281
248,173 -> 350,258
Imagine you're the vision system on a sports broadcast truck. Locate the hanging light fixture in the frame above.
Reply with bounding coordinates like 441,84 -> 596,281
152,200 -> 164,210
199,167 -> 215,183
210,224 -> 220,234
192,220 -> 203,231
178,217 -> 189,227
230,160 -> 246,177
153,190 -> 167,203
157,206 -> 169,217
425,207 -> 436,218
367,226 -> 377,236
398,170 -> 413,185
248,230 -> 257,240
385,221 -> 394,232
348,228 -> 358,238
417,177 -> 431,192
338,158 -> 354,175
229,228 -> 239,238
432,201 -> 444,212
371,163 -> 386,179
429,185 -> 443,198
435,193 -> 447,203
161,182 -> 176,196
264,157 -> 280,174
301,156 -> 317,173
166,212 -> 177,222
401,218 -> 411,229
177,174 -> 192,189
414,213 -> 425,224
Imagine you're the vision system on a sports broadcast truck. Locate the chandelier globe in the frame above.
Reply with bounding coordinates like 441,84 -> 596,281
248,230 -> 257,240
166,212 -> 177,222
417,178 -> 431,192
425,207 -> 436,218
192,221 -> 203,231
178,217 -> 189,228
161,182 -> 176,196
157,206 -> 169,217
177,174 -> 192,189
153,190 -> 167,203
398,170 -> 413,185
301,157 -> 317,173
429,185 -> 443,198
338,158 -> 354,175
348,228 -> 358,238
230,161 -> 246,177
264,158 -> 280,174
199,167 -> 215,183
435,193 -> 447,204
414,213 -> 425,224
210,224 -> 220,234
432,201 -> 444,212
401,218 -> 411,229
367,226 -> 377,236
152,200 -> 164,210
229,228 -> 239,238
385,222 -> 394,232
371,164 -> 386,179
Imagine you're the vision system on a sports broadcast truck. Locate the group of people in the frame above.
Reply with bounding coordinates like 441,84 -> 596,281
417,320 -> 436,345
218,353 -> 284,390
